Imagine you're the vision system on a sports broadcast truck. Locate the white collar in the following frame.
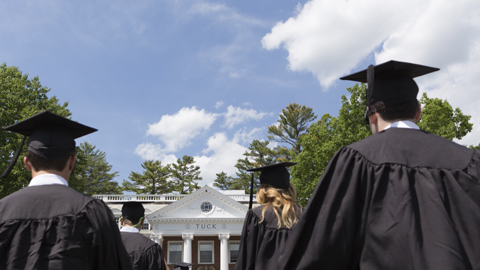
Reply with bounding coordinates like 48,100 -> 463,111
384,120 -> 419,130
121,226 -> 140,233
28,174 -> 69,187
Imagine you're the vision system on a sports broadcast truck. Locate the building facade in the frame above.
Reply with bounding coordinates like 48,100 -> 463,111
94,186 -> 256,270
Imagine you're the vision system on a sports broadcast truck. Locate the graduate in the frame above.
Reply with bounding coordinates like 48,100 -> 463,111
277,60 -> 480,269
0,111 -> 132,269
120,202 -> 168,270
234,162 -> 303,270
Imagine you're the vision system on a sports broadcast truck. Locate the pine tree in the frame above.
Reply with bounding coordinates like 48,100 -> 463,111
170,155 -> 202,194
122,160 -> 172,194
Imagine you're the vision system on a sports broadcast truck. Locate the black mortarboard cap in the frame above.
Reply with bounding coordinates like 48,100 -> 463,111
246,162 -> 297,209
2,111 -> 97,177
121,202 -> 145,222
340,60 -> 439,111
173,262 -> 193,270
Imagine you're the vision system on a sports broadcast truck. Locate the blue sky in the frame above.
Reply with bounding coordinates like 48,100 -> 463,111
1,0 -> 479,189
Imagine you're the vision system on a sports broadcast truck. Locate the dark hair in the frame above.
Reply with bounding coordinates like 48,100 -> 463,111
373,100 -> 419,121
26,151 -> 75,172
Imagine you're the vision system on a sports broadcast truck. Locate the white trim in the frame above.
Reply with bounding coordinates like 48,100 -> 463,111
228,240 -> 240,264
167,241 -> 184,264
198,241 -> 214,264
148,186 -> 248,221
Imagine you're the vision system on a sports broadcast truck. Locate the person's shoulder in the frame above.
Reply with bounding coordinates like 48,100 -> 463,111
0,185 -> 95,214
348,129 -> 474,169
122,232 -> 157,249
251,205 -> 268,217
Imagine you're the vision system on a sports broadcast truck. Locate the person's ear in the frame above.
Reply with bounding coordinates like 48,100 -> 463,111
414,103 -> 422,122
24,156 -> 33,172
68,155 -> 77,171
369,112 -> 378,125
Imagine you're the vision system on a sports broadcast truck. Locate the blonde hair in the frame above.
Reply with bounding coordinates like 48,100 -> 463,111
257,183 -> 301,229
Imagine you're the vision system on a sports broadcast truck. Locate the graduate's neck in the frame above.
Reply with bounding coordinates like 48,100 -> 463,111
24,155 -> 76,182
368,104 -> 422,134
369,114 -> 417,134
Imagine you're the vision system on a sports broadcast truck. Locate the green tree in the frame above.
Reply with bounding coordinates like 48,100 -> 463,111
170,155 -> 202,194
469,144 -> 480,150
418,92 -> 473,140
213,172 -> 235,190
229,140 -> 291,193
123,160 -> 172,194
231,157 -> 255,193
70,142 -> 121,195
0,63 -> 70,198
267,103 -> 317,154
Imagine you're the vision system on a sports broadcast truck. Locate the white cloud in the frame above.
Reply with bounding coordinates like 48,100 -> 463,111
262,0 -> 425,88
262,0 -> 480,144
195,132 -> 250,187
146,106 -> 219,152
134,143 -> 178,164
223,105 -> 270,129
215,101 -> 224,109
233,127 -> 264,145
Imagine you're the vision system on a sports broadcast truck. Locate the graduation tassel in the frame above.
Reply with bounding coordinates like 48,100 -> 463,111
1,136 -> 26,178
249,173 -> 254,210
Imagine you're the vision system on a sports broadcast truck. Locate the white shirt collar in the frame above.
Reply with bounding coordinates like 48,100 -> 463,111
384,120 -> 419,130
28,174 -> 69,187
121,226 -> 140,233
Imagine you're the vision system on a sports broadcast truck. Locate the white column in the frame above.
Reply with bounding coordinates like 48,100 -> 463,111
182,233 -> 194,264
218,233 -> 230,270
151,234 -> 163,247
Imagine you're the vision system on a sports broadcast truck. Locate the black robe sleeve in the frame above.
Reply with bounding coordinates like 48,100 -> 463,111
234,209 -> 264,270
145,244 -> 167,270
85,199 -> 133,270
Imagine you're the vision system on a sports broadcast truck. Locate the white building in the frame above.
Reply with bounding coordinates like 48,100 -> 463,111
94,186 -> 257,270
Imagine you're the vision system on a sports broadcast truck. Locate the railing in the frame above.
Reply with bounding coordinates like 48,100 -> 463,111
92,194 -> 256,203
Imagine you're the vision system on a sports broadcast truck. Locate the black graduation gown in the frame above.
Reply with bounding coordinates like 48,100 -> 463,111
278,128 -> 480,270
0,184 -> 132,270
234,204 -> 303,270
120,231 -> 167,270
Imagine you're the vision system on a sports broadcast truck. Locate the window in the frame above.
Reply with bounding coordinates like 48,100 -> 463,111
198,241 -> 214,264
229,241 -> 240,263
168,242 -> 183,264
200,201 -> 213,213
141,218 -> 150,231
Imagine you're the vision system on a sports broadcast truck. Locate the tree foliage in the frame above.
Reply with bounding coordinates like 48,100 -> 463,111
226,140 -> 291,193
213,172 -> 235,190
267,103 -> 317,154
123,160 -> 171,194
0,63 -> 70,198
170,155 -> 202,194
70,142 -> 121,195
417,92 -> 472,140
